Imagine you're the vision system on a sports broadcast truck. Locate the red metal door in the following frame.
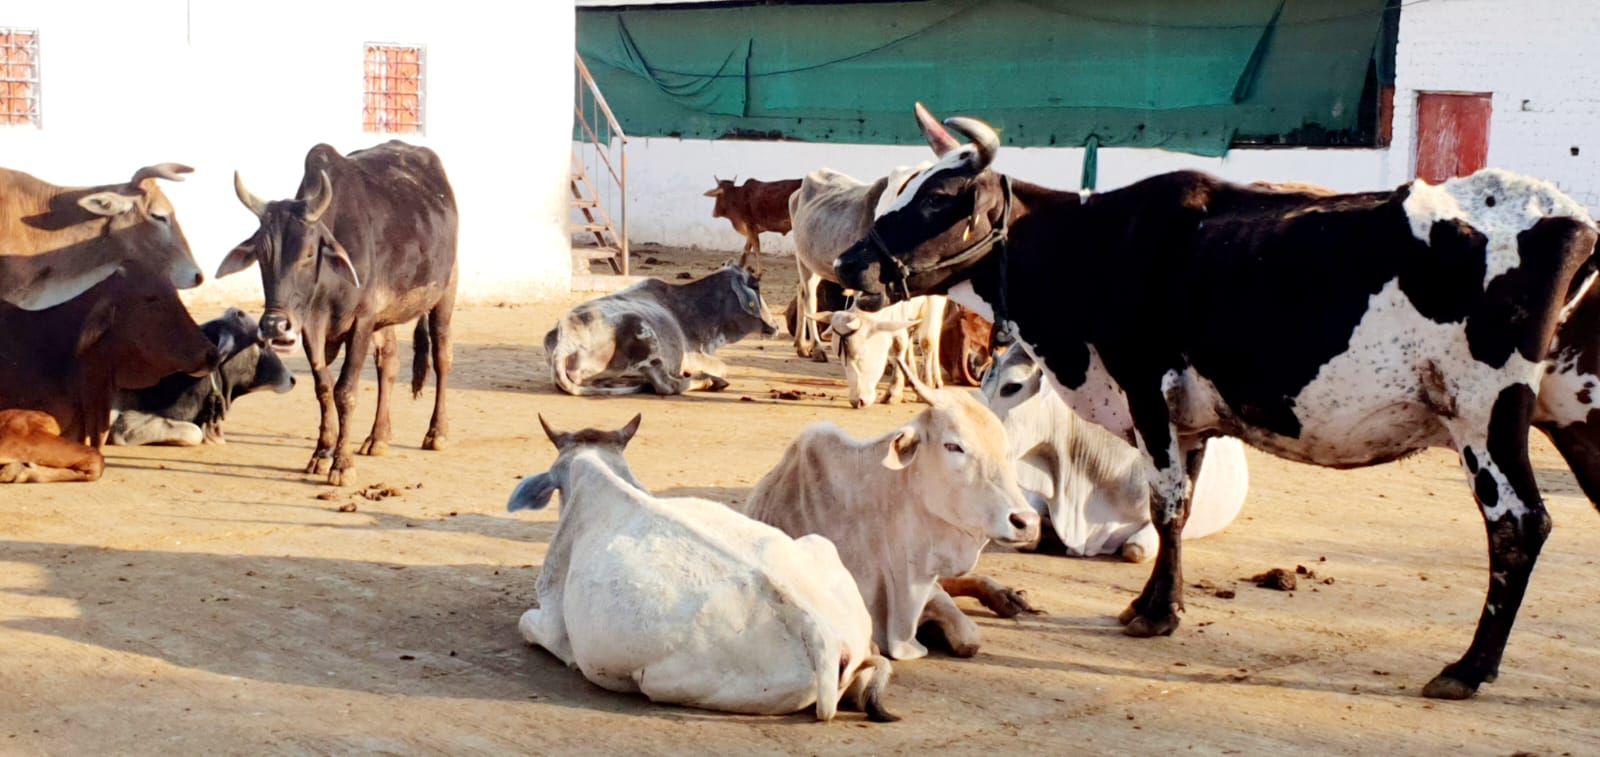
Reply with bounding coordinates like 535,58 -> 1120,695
1415,92 -> 1492,183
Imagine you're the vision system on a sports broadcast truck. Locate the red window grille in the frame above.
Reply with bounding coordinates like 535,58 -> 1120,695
363,43 -> 424,135
1,28 -> 40,128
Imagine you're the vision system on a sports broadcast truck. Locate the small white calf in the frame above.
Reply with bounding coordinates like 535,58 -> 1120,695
812,295 -> 947,408
981,346 -> 1248,561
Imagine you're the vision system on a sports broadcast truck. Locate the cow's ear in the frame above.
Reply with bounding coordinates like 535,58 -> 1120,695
319,237 -> 361,288
806,311 -> 834,325
78,191 -> 137,217
617,413 -> 643,445
882,426 -> 920,470
77,298 -> 118,355
216,241 -> 257,278
506,473 -> 558,512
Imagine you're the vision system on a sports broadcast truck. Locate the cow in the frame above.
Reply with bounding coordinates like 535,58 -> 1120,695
746,361 -> 1041,660
109,308 -> 296,447
703,176 -> 802,275
545,263 -> 778,396
789,164 -> 933,364
0,163 -> 203,311
506,414 -> 897,722
940,303 -> 994,386
218,141 -> 458,486
0,410 -> 105,483
810,295 -> 946,408
0,263 -> 216,448
981,345 -> 1248,561
831,102 -> 1600,699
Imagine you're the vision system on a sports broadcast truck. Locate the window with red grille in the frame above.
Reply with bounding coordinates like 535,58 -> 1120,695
363,43 -> 424,135
1,27 -> 40,128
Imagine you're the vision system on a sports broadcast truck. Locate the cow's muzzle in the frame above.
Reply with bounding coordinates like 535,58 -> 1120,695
258,311 -> 300,355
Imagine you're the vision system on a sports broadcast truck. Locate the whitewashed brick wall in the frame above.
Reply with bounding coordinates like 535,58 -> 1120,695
1390,0 -> 1600,210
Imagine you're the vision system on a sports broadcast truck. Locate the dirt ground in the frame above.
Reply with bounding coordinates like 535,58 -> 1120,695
3,246 -> 1599,756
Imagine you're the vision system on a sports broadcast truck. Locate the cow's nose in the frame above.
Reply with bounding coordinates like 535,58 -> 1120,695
192,271 -> 205,287
1009,512 -> 1032,531
259,312 -> 293,338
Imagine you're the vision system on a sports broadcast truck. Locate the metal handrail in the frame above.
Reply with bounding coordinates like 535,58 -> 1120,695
573,52 -> 629,274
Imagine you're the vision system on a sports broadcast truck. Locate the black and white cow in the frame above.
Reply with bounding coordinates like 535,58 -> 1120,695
545,263 -> 779,395
110,308 -> 296,446
832,103 -> 1599,700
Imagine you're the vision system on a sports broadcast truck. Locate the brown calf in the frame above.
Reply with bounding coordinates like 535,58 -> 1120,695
704,176 -> 802,274
0,410 -> 104,483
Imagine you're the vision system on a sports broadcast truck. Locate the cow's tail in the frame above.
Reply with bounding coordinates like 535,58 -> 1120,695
411,315 -> 431,399
849,655 -> 899,722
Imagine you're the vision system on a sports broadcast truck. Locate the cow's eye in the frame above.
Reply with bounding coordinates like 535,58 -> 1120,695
999,382 -> 1023,398
944,442 -> 964,454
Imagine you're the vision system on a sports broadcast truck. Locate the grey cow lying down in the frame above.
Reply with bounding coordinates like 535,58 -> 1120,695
506,415 -> 897,722
981,346 -> 1248,561
545,263 -> 779,395
110,309 -> 296,446
747,361 -> 1042,660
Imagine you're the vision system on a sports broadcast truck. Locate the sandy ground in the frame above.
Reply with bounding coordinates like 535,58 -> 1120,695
3,246 -> 1599,756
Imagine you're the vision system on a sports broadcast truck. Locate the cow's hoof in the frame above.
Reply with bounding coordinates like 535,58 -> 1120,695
984,586 -> 1041,619
707,376 -> 730,392
811,350 -> 829,364
0,462 -> 26,484
327,468 -> 348,487
1119,543 -> 1149,563
1421,673 -> 1478,700
306,453 -> 332,475
423,433 -> 447,451
1122,612 -> 1181,638
359,439 -> 389,456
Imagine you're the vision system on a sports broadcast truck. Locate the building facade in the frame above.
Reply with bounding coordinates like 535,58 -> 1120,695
2,1 -> 575,306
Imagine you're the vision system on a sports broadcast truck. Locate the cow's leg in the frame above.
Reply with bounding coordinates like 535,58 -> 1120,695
919,297 -> 946,388
109,410 -> 204,447
1426,387 -> 1550,699
423,286 -> 456,451
638,358 -> 696,395
916,586 -> 982,657
879,335 -> 909,405
303,335 -> 339,476
360,326 -> 397,457
739,234 -> 762,276
1119,413 -> 1202,638
795,267 -> 827,362
680,352 -> 731,392
1538,420 -> 1600,508
938,575 -> 1039,618
326,328 -> 375,486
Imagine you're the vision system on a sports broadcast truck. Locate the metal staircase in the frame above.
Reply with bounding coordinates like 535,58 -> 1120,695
571,53 -> 629,277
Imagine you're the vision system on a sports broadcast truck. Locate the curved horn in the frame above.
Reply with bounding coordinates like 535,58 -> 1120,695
944,116 -> 999,170
895,354 -> 941,405
232,170 -> 269,218
302,171 -> 334,223
130,163 -> 194,184
914,102 -> 960,156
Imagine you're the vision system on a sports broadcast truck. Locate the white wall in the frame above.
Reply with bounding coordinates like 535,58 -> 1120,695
3,0 -> 573,307
1387,0 -> 1600,208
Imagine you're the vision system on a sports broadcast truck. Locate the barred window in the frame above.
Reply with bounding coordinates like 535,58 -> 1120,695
363,43 -> 424,135
1,27 -> 40,128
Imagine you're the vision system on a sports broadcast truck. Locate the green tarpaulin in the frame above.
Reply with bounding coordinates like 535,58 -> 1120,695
577,0 -> 1395,157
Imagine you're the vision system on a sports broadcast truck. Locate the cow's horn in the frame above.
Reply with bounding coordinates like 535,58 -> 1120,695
232,171 -> 268,218
131,163 -> 194,184
944,116 -> 999,170
896,355 -> 941,405
303,171 -> 334,223
914,102 -> 960,156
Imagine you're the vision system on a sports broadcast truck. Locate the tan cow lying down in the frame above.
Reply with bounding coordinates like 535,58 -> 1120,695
0,410 -> 104,483
506,415 -> 897,722
747,363 -> 1042,660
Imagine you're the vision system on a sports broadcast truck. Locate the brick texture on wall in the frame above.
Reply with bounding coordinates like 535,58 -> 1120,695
1390,0 -> 1600,211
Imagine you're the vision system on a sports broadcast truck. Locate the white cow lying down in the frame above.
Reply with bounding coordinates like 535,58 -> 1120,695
981,346 -> 1249,561
506,415 -> 897,722
747,362 -> 1042,660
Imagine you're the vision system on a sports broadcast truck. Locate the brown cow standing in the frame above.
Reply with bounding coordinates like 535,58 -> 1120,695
0,263 -> 216,447
704,177 -> 802,275
0,410 -> 104,483
220,141 -> 458,486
